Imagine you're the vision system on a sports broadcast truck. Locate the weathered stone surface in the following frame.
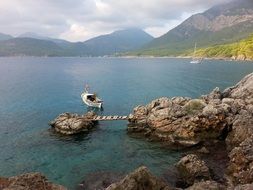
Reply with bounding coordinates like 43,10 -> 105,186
126,73 -> 253,189
49,112 -> 97,135
0,172 -> 66,190
185,180 -> 225,190
227,135 -> 253,185
106,166 -> 173,190
128,73 -> 253,148
176,154 -> 211,186
234,183 -> 253,190
128,95 -> 229,147
77,171 -> 124,190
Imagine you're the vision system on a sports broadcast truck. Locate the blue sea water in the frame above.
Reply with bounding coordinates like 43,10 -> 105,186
0,57 -> 253,189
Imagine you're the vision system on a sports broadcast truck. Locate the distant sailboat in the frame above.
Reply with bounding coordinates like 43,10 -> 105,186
190,43 -> 202,64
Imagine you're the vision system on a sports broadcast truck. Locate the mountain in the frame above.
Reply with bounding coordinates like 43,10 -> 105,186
0,38 -> 65,56
18,32 -> 72,47
195,33 -> 253,60
136,0 -> 253,56
0,33 -> 13,41
82,28 -> 154,56
0,29 -> 153,56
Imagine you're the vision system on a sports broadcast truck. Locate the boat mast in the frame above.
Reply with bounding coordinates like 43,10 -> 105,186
193,42 -> 197,57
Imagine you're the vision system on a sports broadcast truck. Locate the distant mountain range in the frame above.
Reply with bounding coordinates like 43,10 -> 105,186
0,29 -> 153,57
0,0 -> 252,58
134,0 -> 253,56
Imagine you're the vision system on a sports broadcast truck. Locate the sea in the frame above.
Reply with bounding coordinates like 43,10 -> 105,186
0,57 -> 253,189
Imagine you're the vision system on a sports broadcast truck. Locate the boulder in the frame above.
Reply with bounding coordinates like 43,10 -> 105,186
185,180 -> 224,190
128,95 -> 229,147
77,171 -> 124,190
106,166 -> 172,190
0,172 -> 66,190
49,112 -> 97,135
128,73 -> 253,148
176,154 -> 211,186
234,183 -> 253,190
227,135 -> 253,185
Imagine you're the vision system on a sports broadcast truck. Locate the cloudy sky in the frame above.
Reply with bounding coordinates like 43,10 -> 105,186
0,0 -> 231,42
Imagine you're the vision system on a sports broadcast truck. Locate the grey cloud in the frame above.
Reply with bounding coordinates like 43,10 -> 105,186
0,0 -> 232,41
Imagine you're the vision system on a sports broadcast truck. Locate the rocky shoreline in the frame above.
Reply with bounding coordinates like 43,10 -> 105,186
1,73 -> 253,190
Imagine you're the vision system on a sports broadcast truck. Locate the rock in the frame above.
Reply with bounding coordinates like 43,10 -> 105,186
185,180 -> 224,190
128,95 -> 229,147
222,73 -> 253,102
197,147 -> 210,154
226,112 -> 253,151
106,166 -> 172,190
77,171 -> 124,190
234,183 -> 253,190
0,172 -> 66,190
227,135 -> 253,185
127,73 -> 253,188
176,154 -> 211,186
0,177 -> 10,189
49,112 -> 97,135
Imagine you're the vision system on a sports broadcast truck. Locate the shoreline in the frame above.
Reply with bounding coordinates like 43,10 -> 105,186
0,55 -> 252,62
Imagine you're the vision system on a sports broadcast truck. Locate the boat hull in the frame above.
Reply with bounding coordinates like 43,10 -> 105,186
81,93 -> 103,108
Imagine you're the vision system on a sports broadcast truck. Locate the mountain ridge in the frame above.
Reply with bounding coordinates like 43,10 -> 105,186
136,0 -> 253,56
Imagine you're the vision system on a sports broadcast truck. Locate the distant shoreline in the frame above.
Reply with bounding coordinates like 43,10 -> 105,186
0,55 -> 252,62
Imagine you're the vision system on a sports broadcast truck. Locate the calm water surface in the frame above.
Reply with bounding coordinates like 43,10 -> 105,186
0,57 -> 253,189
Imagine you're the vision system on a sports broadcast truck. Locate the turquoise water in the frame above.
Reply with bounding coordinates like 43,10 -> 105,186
0,57 -> 253,189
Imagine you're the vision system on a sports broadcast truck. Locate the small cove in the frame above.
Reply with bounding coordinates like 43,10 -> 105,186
0,57 -> 253,189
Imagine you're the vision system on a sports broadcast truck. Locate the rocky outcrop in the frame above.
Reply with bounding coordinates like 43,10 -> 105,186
128,73 -> 253,148
49,112 -> 97,135
77,171 -> 124,190
176,154 -> 211,186
128,93 -> 230,147
128,73 -> 253,189
106,166 -> 173,190
185,180 -> 224,190
0,172 -> 66,190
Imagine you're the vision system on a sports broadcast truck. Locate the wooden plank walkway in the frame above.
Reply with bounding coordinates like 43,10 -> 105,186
92,115 -> 129,121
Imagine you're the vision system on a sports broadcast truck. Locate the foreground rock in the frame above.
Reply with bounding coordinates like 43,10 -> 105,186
185,180 -> 224,190
128,73 -> 253,148
106,166 -> 173,190
128,73 -> 253,188
176,154 -> 211,186
0,172 -> 66,190
49,112 -> 97,135
77,171 -> 124,190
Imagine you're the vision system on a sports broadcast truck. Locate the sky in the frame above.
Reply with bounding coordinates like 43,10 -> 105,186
0,0 -> 232,42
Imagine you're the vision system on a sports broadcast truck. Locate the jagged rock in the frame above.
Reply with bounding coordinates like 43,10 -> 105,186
0,172 -> 66,190
222,73 -> 253,102
77,171 -> 124,190
176,154 -> 211,186
234,183 -> 253,190
197,147 -> 210,154
128,73 -> 253,148
106,166 -> 173,190
49,112 -> 97,135
128,96 -> 229,147
227,135 -> 253,185
185,180 -> 224,190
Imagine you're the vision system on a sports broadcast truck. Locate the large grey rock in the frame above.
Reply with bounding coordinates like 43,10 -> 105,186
49,112 -> 97,135
0,172 -> 66,190
176,154 -> 211,186
106,166 -> 172,190
186,180 -> 224,190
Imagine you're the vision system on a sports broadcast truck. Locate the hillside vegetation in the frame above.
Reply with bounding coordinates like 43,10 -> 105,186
196,34 -> 253,60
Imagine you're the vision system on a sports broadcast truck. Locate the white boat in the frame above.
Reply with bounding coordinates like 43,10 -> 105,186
190,43 -> 202,64
81,85 -> 103,108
